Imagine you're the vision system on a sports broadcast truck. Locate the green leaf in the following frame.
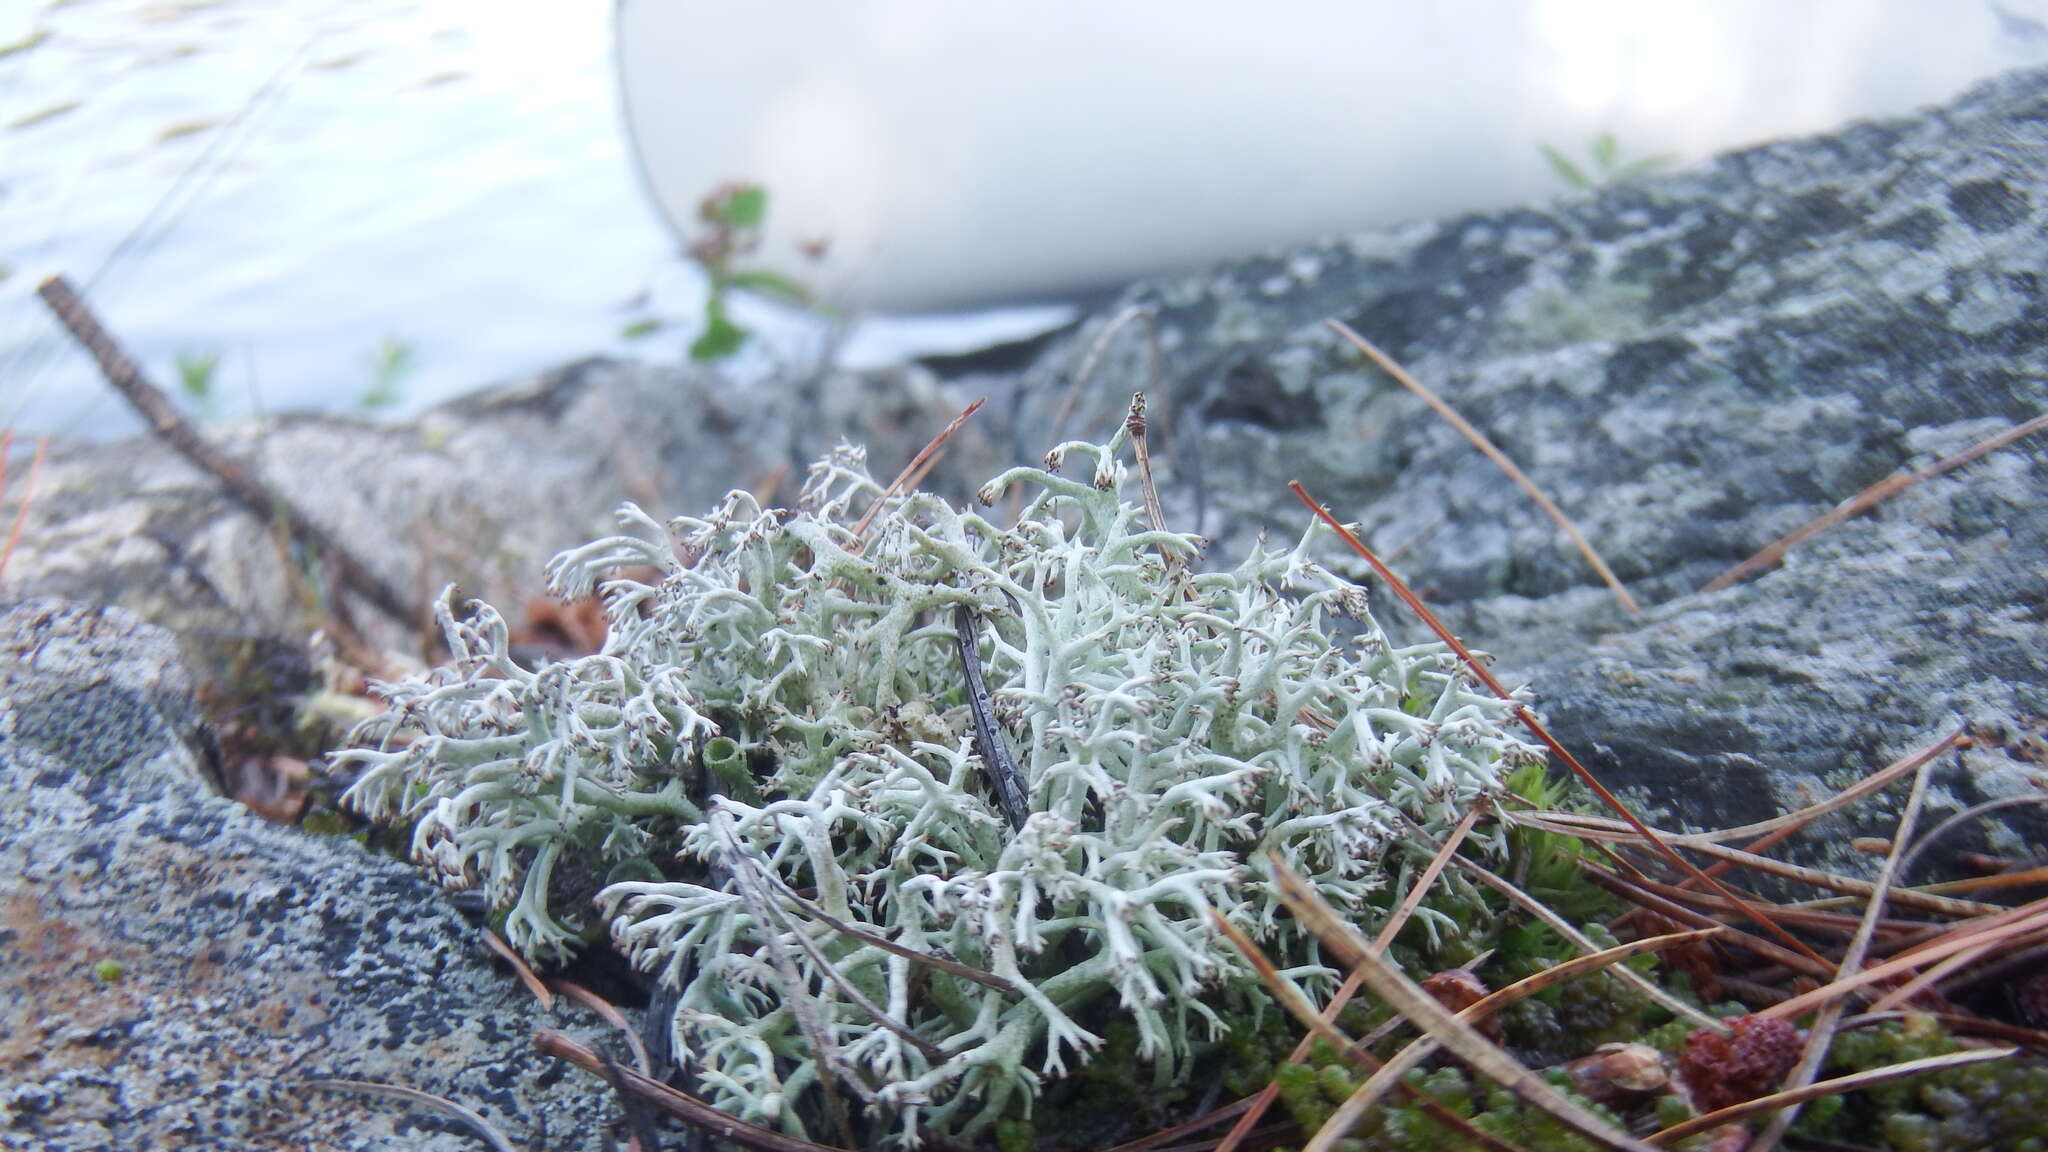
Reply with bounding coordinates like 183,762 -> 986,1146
619,317 -> 661,340
725,268 -> 812,305
713,185 -> 768,230
1539,143 -> 1590,190
690,310 -> 748,362
1590,130 -> 1620,170
175,349 -> 220,402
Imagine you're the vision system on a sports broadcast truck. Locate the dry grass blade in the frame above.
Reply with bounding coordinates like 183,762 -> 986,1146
0,431 -> 46,586
1265,856 -> 1656,1152
481,927 -> 553,1011
1324,319 -> 1639,614
547,978 -> 654,1076
1373,802 -> 1483,954
1704,409 -> 2048,592
536,1029 -> 852,1152
1763,897 -> 2048,1022
303,1077 -> 517,1152
1646,1047 -> 2018,1146
1749,754 -> 1935,1152
1325,928 -> 1718,1143
1290,481 -> 1826,968
849,396 -> 986,546
1208,911 -> 1532,1152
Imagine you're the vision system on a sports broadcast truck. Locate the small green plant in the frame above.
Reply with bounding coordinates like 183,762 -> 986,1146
90,958 -> 125,984
359,334 -> 414,411
174,347 -> 221,417
1540,132 -> 1675,191
684,182 -> 812,362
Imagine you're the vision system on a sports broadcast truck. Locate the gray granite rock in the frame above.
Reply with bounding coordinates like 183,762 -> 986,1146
0,601 -> 620,1151
985,65 -> 2048,867
0,357 -> 1002,689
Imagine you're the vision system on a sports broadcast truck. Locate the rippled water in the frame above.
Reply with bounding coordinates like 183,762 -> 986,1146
1,0 -> 673,438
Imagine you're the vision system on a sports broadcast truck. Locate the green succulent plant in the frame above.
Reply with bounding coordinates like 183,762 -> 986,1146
334,421 -> 1544,1144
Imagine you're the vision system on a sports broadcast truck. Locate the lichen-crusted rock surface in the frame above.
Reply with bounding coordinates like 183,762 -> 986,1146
988,64 -> 2048,864
0,601 -> 614,1151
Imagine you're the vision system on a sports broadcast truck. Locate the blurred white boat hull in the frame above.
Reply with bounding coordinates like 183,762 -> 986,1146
615,0 -> 2048,313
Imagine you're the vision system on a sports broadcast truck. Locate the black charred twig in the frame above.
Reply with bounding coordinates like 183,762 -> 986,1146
953,604 -> 1031,831
35,274 -> 416,627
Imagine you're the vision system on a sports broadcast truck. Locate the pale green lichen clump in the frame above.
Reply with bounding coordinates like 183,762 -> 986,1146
336,424 -> 1543,1145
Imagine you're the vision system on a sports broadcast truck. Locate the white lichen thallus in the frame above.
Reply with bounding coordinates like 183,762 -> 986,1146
334,422 -> 1541,1145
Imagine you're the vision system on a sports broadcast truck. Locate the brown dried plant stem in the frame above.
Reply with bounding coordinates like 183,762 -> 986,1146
0,430 -> 48,585
849,396 -> 985,545
1324,319 -> 1639,614
1289,481 -> 1825,968
1703,409 -> 2048,592
35,274 -> 417,627
1212,802 -> 1486,1152
536,1029 -> 851,1152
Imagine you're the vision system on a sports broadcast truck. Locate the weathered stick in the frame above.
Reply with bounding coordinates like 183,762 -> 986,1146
36,274 -> 416,627
953,603 -> 1032,830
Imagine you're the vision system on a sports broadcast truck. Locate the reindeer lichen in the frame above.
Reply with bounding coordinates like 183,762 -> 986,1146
335,423 -> 1544,1145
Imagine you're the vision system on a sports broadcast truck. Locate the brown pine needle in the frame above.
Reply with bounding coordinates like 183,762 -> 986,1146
1324,319 -> 1639,614
1749,753 -> 1935,1152
481,927 -> 553,1011
1352,928 -> 1722,1116
536,1029 -> 851,1152
1290,480 -> 1827,968
1645,1047 -> 2018,1146
1763,898 -> 2048,1022
0,431 -> 46,587
849,396 -> 986,546
1373,802 -> 1484,954
1703,409 -> 2048,593
1208,911 -> 1532,1152
304,1078 -> 517,1152
1124,392 -> 1181,572
546,978 -> 653,1076
1260,857 -> 1656,1152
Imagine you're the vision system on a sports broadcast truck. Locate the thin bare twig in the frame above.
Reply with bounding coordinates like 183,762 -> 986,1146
953,604 -> 1031,830
303,1078 -> 516,1152
35,274 -> 416,626
1704,410 -> 2048,592
1324,319 -> 1639,614
536,1029 -> 851,1152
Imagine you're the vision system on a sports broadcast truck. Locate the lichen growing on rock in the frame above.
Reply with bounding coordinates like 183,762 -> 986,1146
335,423 -> 1543,1143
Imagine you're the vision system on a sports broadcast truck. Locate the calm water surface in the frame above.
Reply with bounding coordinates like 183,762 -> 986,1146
1,0 -> 679,437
